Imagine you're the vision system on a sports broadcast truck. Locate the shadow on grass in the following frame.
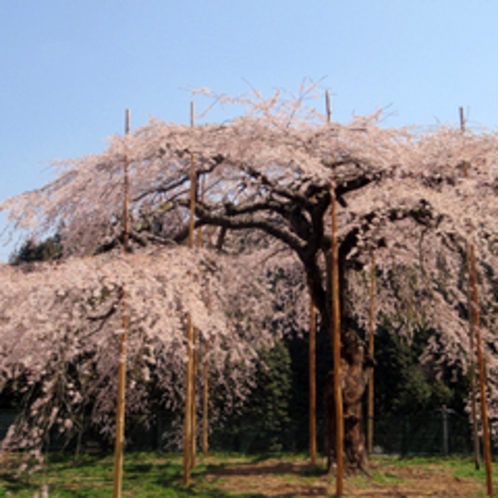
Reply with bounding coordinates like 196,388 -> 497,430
203,455 -> 330,498
45,451 -> 111,471
0,473 -> 38,495
208,461 -> 323,477
148,463 -> 265,497
206,454 -> 327,479
1,452 -> 329,497
128,455 -> 270,497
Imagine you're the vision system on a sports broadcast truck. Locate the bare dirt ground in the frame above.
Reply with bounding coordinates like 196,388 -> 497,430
205,456 -> 485,497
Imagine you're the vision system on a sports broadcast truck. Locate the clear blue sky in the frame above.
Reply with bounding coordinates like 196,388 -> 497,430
1,0 -> 498,260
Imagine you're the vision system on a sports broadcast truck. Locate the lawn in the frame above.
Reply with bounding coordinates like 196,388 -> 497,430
0,451 -> 495,497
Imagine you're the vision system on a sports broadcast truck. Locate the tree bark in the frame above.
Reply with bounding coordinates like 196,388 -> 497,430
306,249 -> 374,473
324,334 -> 373,474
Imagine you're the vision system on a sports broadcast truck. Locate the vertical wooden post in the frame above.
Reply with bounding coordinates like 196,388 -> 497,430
200,178 -> 210,457
309,297 -> 317,465
325,90 -> 332,123
122,110 -> 131,250
191,327 -> 198,468
184,102 -> 197,486
469,246 -> 493,497
113,108 -> 131,498
468,282 -> 481,470
190,103 -> 199,468
460,107 -> 492,496
459,106 -> 466,132
202,337 -> 210,456
184,314 -> 194,485
188,102 -> 196,246
460,107 -> 481,471
331,181 -> 344,496
367,250 -> 376,455
326,89 -> 343,496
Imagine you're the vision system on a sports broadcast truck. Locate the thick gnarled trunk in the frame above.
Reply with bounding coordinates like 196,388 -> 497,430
324,335 -> 373,474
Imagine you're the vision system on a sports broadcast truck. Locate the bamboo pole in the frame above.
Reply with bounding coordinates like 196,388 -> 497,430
469,245 -> 493,497
331,185 -> 344,495
191,327 -> 198,468
460,107 -> 481,471
309,297 -> 317,465
202,337 -> 210,456
200,179 -> 210,457
367,250 -> 375,455
326,89 -> 343,496
325,90 -> 332,123
184,314 -> 194,485
113,108 -> 131,498
183,102 -> 197,486
460,107 -> 492,496
467,254 -> 481,471
190,104 -> 199,468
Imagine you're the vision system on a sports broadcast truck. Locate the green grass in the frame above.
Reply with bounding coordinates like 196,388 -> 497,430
0,452 -> 264,498
1,452 -> 498,497
369,454 -> 497,487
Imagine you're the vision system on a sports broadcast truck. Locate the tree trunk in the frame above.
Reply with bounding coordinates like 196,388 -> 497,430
303,190 -> 375,474
324,334 -> 374,474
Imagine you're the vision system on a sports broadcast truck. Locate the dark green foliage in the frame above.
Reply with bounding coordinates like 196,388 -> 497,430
281,322 -> 468,455
285,327 -> 332,453
374,325 -> 468,418
210,323 -> 468,455
9,234 -> 62,264
211,341 -> 292,453
244,341 -> 292,452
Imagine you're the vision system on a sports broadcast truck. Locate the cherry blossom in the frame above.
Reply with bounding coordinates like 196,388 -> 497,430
2,84 -> 498,469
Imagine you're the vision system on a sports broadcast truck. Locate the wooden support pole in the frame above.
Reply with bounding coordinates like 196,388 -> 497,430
469,246 -> 493,497
468,269 -> 481,471
309,297 -> 317,465
326,89 -> 343,495
331,181 -> 344,497
470,246 -> 493,496
184,314 -> 194,485
460,107 -> 481,471
367,250 -> 376,455
309,84 -> 319,462
200,177 -> 210,457
190,103 -> 199,468
325,90 -> 332,123
202,337 -> 210,456
468,281 -> 481,470
460,107 -> 492,496
184,102 -> 197,486
459,106 -> 466,132
113,109 -> 131,498
191,327 -> 198,468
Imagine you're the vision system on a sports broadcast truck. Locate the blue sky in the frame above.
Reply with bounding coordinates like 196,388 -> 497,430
1,0 -> 498,260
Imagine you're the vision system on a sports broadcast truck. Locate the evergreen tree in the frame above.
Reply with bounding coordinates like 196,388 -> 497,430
374,325 -> 468,418
212,340 -> 292,453
9,234 -> 62,264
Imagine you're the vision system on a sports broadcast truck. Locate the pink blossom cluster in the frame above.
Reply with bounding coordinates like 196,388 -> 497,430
2,83 -> 498,450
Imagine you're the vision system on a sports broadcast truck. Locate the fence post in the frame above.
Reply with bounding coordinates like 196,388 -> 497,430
402,417 -> 409,456
442,406 -> 449,456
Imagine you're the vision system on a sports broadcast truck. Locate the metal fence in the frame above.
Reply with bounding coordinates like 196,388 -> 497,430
373,408 -> 475,456
0,407 -> 483,457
